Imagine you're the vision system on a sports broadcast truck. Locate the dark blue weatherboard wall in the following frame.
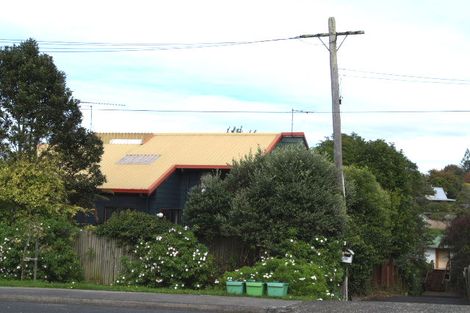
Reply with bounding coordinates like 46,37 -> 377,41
93,168 -> 223,224
277,136 -> 307,148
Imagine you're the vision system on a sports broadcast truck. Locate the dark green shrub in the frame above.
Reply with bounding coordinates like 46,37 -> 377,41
185,146 -> 347,255
183,174 -> 232,242
96,210 -> 173,246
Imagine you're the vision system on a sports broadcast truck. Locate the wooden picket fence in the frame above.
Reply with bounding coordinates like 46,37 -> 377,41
73,232 -> 251,284
205,237 -> 257,272
74,230 -> 131,285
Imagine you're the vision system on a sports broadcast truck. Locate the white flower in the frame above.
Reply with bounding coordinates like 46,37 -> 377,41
214,279 -> 220,284
156,212 -> 164,218
299,277 -> 306,281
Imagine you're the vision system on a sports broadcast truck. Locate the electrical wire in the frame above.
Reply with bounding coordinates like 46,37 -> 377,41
78,103 -> 470,115
0,36 -> 304,53
340,68 -> 470,85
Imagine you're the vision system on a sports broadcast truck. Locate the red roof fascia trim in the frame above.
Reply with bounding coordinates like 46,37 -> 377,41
265,134 -> 283,153
175,164 -> 231,170
280,132 -> 306,137
265,132 -> 308,153
104,188 -> 149,194
107,164 -> 232,195
146,165 -> 178,195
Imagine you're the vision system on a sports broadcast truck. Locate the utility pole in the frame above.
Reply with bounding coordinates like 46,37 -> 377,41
300,17 -> 364,197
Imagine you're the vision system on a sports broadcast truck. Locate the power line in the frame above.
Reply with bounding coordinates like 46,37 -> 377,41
78,104 -> 470,114
0,36 -> 306,53
340,68 -> 470,85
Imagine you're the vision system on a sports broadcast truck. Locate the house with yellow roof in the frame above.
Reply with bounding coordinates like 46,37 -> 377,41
82,132 -> 307,224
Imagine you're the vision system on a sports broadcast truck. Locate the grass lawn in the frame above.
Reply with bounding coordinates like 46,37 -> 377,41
0,279 -> 227,295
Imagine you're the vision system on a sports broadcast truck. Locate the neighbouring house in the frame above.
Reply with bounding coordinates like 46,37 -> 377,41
423,187 -> 456,291
425,187 -> 456,203
80,132 -> 307,224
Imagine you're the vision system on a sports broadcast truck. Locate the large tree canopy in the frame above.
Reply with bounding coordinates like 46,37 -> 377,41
316,133 -> 426,196
184,145 -> 347,252
0,39 -> 104,207
316,133 -> 430,293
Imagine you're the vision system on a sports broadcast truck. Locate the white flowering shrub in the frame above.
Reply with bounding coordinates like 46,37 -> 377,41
0,218 -> 82,282
221,237 -> 344,298
117,225 -> 214,289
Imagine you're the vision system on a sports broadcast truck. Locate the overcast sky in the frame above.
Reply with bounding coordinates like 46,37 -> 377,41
1,0 -> 469,172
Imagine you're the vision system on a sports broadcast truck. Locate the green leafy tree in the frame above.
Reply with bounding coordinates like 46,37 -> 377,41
461,149 -> 470,173
316,133 -> 430,293
444,213 -> 470,291
0,158 -> 81,221
316,133 -> 426,195
183,173 -> 232,242
344,166 -> 392,294
185,145 -> 347,256
0,39 -> 104,208
456,184 -> 470,213
428,165 -> 464,199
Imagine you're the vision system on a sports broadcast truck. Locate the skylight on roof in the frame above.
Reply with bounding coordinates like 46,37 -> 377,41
117,154 -> 159,165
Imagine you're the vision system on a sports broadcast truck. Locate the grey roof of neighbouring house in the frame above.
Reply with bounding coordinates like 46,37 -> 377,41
425,187 -> 456,202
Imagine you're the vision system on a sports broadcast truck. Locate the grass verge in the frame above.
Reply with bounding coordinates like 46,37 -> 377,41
0,279 -> 310,300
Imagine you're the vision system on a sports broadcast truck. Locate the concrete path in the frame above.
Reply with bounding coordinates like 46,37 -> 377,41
0,287 -> 300,313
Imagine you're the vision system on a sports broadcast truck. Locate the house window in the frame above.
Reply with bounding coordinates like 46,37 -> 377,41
160,208 -> 182,224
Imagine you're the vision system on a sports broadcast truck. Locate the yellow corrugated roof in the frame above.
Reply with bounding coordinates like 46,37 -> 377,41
97,133 -> 288,193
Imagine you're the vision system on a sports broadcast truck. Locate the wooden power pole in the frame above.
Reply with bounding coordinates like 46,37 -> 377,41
300,17 -> 364,197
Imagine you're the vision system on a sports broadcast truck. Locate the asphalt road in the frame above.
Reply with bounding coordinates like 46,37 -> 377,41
373,295 -> 470,305
294,300 -> 470,313
0,301 -> 193,313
